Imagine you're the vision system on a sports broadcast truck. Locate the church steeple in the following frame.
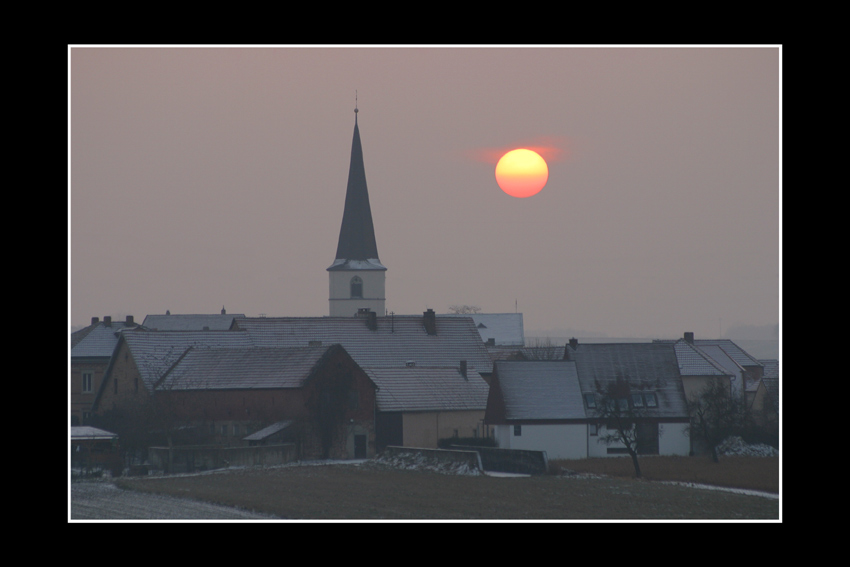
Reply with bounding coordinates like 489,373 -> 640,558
327,104 -> 387,316
330,104 -> 382,266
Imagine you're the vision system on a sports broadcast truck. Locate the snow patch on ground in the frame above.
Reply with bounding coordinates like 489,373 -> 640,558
716,436 -> 778,457
370,452 -> 482,476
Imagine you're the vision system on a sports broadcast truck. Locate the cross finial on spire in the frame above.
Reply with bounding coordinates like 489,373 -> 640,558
354,90 -> 358,119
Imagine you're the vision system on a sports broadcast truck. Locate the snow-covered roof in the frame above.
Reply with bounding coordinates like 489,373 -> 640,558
326,258 -> 386,271
119,329 -> 254,391
443,313 -> 525,346
157,346 -> 334,391
71,321 -> 136,358
243,420 -> 294,441
234,315 -> 493,373
366,366 -> 489,412
493,361 -> 585,420
673,340 -> 732,376
142,313 -> 244,331
71,426 -> 118,440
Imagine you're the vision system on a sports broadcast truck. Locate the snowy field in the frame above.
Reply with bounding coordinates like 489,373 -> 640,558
71,481 -> 279,520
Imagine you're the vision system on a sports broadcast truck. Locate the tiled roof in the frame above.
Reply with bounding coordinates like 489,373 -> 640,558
120,329 -> 253,391
571,342 -> 689,419
493,361 -> 585,420
158,346 -> 333,391
233,315 -> 494,373
142,314 -> 244,331
365,366 -> 489,412
673,340 -> 731,376
693,340 -> 763,369
71,322 -> 135,358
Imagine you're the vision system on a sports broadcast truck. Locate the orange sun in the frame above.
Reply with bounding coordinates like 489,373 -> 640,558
495,148 -> 549,198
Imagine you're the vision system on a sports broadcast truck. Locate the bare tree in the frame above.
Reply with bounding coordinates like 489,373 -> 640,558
521,337 -> 563,360
448,305 -> 482,314
687,379 -> 742,463
590,377 -> 663,478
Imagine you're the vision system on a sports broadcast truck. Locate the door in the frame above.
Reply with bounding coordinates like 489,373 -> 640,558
354,434 -> 367,458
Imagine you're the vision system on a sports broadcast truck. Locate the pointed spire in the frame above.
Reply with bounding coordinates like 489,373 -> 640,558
329,105 -> 384,270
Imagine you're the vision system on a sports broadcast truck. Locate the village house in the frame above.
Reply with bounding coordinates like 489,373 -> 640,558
91,328 -> 376,460
71,315 -> 139,425
485,341 -> 693,459
233,311 -> 494,449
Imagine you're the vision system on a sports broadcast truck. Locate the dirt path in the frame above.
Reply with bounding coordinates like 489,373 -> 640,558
70,482 -> 278,520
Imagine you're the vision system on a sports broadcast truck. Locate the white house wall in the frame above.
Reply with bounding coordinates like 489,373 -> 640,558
497,422 -> 691,460
495,423 -> 588,460
658,423 -> 690,456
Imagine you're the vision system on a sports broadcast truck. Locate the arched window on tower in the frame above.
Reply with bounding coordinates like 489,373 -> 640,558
350,276 -> 363,298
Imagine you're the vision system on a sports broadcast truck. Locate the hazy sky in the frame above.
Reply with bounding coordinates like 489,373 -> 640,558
70,46 -> 780,339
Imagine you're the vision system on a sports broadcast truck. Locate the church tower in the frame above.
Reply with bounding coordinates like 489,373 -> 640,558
328,105 -> 386,316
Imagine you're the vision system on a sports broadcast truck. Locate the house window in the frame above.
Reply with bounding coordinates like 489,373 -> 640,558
583,393 -> 596,409
513,425 -> 522,436
221,424 -> 228,436
644,393 -> 658,408
589,423 -> 598,436
350,276 -> 363,298
82,372 -> 93,393
631,393 -> 644,408
113,378 -> 118,394
348,389 -> 359,410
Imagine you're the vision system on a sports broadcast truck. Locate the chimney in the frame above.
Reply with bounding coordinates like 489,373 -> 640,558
125,315 -> 134,325
367,310 -> 377,331
460,360 -> 468,379
486,338 -> 496,347
91,317 -> 99,325
103,316 -> 112,327
423,309 -> 437,335
569,337 -> 578,349
684,332 -> 694,344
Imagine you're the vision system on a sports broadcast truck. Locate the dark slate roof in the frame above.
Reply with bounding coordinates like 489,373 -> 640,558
366,366 -> 489,412
71,321 -> 136,358
157,346 -> 334,391
493,361 -> 585,420
571,342 -> 689,419
233,315 -> 493,373
120,329 -> 254,391
141,313 -> 245,331
329,113 -> 382,268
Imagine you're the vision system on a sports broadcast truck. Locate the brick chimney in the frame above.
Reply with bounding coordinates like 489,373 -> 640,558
684,332 -> 694,344
103,316 -> 112,327
423,309 -> 437,335
91,316 -> 99,325
367,310 -> 377,331
460,360 -> 467,379
125,315 -> 134,325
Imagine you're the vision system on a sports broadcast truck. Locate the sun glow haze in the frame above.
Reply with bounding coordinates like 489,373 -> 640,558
495,148 -> 549,198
